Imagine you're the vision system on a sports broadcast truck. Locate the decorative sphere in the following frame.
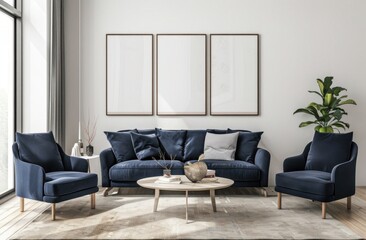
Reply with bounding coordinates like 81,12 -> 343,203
184,161 -> 208,183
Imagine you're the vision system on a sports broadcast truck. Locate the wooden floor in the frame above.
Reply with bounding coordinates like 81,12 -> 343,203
1,187 -> 366,239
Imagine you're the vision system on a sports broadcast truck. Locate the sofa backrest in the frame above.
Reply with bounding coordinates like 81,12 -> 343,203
106,128 -> 262,163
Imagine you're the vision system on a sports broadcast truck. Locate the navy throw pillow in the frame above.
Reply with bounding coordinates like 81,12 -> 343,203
130,132 -> 161,160
207,129 -> 228,134
305,132 -> 353,172
235,131 -> 263,163
105,130 -> 138,162
227,128 -> 251,133
16,132 -> 64,172
156,129 -> 187,160
183,130 -> 207,161
137,129 -> 160,135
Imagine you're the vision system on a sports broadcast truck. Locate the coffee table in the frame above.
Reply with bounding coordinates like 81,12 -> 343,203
137,175 -> 234,223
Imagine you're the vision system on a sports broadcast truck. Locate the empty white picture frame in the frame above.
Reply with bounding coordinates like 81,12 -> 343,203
106,34 -> 153,115
210,34 -> 259,115
157,34 -> 207,115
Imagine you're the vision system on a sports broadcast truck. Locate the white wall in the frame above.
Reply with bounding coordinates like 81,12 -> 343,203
64,0 -> 366,186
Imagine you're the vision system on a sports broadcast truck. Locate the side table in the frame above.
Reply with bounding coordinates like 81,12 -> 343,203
79,155 -> 99,173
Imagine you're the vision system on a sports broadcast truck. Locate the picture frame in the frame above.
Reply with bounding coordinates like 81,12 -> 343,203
106,34 -> 153,116
156,34 -> 207,116
210,34 -> 259,116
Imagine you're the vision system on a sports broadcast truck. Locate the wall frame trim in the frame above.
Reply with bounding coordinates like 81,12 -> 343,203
210,33 -> 260,116
156,33 -> 207,116
105,33 -> 154,116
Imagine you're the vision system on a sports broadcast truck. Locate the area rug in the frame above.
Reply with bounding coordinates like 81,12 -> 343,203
11,190 -> 360,239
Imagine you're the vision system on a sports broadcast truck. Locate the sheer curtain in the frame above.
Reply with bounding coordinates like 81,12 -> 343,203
48,0 -> 65,147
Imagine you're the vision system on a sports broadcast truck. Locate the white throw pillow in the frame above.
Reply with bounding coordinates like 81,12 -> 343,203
203,132 -> 239,160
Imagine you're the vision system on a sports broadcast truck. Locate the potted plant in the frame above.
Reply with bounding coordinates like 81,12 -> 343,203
294,76 -> 356,133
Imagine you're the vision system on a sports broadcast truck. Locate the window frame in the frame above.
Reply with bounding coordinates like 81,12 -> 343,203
0,0 -> 22,199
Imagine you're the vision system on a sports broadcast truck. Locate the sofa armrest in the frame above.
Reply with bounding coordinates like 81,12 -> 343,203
100,148 -> 117,187
13,143 -> 45,201
254,148 -> 270,187
70,156 -> 89,172
283,155 -> 306,172
283,142 -> 311,172
56,144 -> 88,172
331,142 -> 358,198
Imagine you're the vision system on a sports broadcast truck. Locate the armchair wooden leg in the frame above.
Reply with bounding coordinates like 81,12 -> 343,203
277,192 -> 282,209
91,193 -> 96,209
20,197 -> 24,212
322,202 -> 326,219
103,187 -> 113,197
347,196 -> 352,210
51,203 -> 56,221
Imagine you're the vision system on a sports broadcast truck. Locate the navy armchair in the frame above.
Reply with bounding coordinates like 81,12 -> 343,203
275,132 -> 357,219
13,132 -> 99,220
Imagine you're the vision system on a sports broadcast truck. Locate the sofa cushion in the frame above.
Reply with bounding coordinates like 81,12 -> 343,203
276,170 -> 334,196
44,171 -> 98,196
183,130 -> 207,161
204,132 -> 239,160
109,160 -> 184,181
130,132 -> 161,160
305,132 -> 353,172
105,130 -> 137,162
188,160 -> 260,181
156,129 -> 187,160
235,132 -> 263,163
16,132 -> 64,173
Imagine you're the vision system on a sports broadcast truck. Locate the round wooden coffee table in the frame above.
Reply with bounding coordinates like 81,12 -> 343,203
137,175 -> 234,223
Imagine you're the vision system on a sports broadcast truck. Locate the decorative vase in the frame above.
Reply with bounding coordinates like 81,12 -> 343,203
163,169 -> 171,177
86,145 -> 94,156
184,161 -> 207,183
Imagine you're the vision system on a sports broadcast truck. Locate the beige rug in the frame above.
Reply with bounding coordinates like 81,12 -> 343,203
11,189 -> 360,239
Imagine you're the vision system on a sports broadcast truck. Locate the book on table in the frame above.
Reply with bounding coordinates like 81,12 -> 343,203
155,176 -> 182,184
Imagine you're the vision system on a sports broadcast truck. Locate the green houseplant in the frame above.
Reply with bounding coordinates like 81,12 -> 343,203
294,76 -> 356,133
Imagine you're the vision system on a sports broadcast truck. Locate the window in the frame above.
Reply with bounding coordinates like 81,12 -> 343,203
0,1 -> 21,197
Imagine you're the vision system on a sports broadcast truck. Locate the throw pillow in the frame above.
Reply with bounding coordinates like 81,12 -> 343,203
204,132 -> 239,160
16,132 -> 64,172
104,130 -> 138,162
183,130 -> 207,161
130,132 -> 161,160
227,128 -> 251,133
234,131 -> 263,163
156,129 -> 187,160
207,129 -> 228,134
137,129 -> 160,135
305,132 -> 353,172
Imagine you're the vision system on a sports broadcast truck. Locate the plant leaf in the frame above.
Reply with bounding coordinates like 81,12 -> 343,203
333,86 -> 346,96
331,122 -> 346,130
324,93 -> 333,106
333,109 -> 343,120
307,105 -> 320,120
323,76 -> 333,94
308,90 -> 323,98
339,99 -> 357,105
294,108 -> 314,115
314,125 -> 322,132
338,121 -> 350,128
299,121 -> 317,128
317,79 -> 324,95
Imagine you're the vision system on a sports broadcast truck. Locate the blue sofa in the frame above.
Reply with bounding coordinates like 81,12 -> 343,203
100,129 -> 270,195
